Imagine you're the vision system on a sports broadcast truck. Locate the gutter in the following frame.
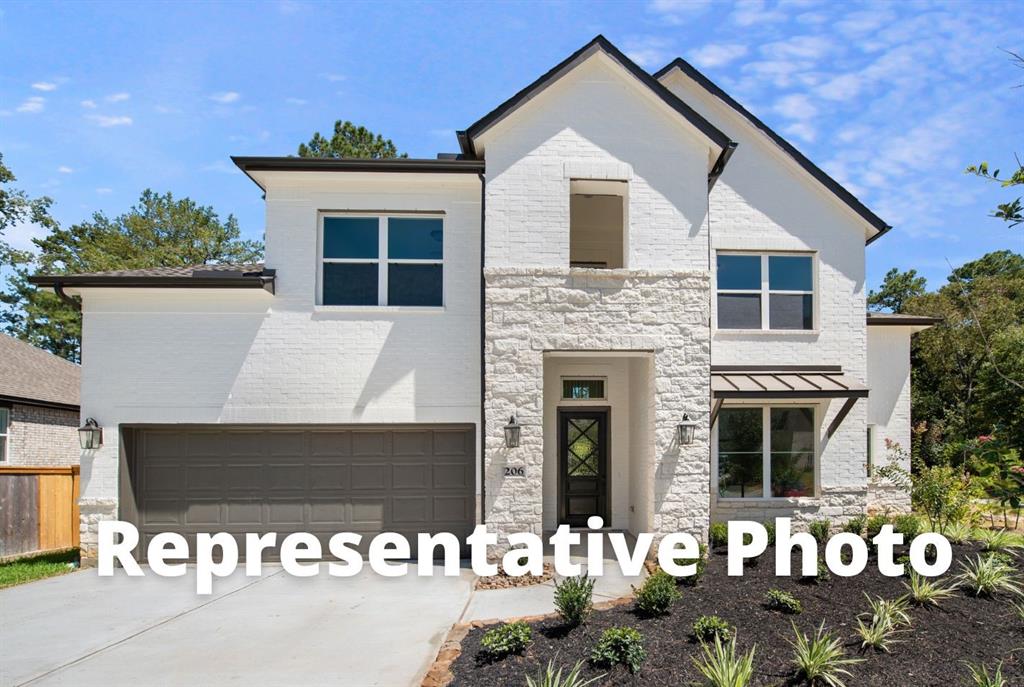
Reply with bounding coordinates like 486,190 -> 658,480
232,156 -> 487,191
29,271 -> 276,294
0,394 -> 79,413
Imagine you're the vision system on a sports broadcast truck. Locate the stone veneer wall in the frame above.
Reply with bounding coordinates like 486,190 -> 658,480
483,267 -> 711,547
79,498 -> 118,565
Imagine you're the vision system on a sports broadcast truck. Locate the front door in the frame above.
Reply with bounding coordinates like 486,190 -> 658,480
558,409 -> 609,527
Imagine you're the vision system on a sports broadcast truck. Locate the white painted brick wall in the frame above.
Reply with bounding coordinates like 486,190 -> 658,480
74,174 -> 481,557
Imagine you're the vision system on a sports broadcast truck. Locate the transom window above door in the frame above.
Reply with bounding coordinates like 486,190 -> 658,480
320,215 -> 444,307
716,253 -> 815,330
561,378 -> 606,400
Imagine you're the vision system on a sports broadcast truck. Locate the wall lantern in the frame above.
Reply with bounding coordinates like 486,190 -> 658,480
503,416 -> 521,449
78,418 -> 103,450
676,414 -> 697,445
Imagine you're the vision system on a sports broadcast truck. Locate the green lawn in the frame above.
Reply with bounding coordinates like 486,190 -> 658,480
0,549 -> 79,589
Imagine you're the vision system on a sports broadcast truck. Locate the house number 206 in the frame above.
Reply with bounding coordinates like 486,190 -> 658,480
504,466 -> 526,477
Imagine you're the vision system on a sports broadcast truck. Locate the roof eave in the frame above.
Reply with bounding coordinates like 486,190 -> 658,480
232,156 -> 487,191
28,274 -> 277,294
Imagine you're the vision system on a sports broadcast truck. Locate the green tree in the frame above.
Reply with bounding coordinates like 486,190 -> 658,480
1,189 -> 263,361
0,153 -> 57,266
297,120 -> 406,159
898,251 -> 1024,454
867,267 -> 927,313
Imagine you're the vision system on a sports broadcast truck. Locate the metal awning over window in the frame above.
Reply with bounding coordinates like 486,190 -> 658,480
710,366 -> 869,438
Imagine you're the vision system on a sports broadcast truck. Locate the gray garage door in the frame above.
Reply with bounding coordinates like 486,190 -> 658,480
123,425 -> 476,560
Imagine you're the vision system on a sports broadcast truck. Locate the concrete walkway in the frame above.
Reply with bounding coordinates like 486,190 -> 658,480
0,556 -> 643,687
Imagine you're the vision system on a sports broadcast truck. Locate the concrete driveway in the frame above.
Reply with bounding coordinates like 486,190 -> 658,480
0,566 -> 475,687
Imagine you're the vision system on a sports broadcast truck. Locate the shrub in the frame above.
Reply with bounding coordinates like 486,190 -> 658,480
590,626 -> 646,674
554,575 -> 595,626
903,571 -> 957,607
855,615 -> 902,653
692,614 -> 734,643
892,514 -> 922,539
526,660 -> 603,687
679,543 -> 708,587
875,441 -> 979,531
941,520 -> 974,544
709,522 -> 729,548
692,635 -> 755,687
842,515 -> 866,537
865,514 -> 889,540
864,594 -> 912,628
801,557 -> 830,585
976,528 -> 1024,553
895,554 -> 912,576
808,519 -> 831,543
763,520 -> 777,546
480,621 -> 531,658
856,594 -> 911,652
965,660 -> 1007,687
765,589 -> 802,614
958,554 -> 1023,597
633,569 -> 681,616
790,621 -> 862,687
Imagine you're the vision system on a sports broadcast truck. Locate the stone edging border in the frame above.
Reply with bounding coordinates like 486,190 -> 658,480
420,595 -> 635,687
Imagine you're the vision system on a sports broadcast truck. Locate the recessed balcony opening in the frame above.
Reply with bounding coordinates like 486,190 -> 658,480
569,179 -> 626,269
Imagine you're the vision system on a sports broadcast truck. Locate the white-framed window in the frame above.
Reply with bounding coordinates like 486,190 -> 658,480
716,252 -> 815,330
0,407 -> 9,462
866,425 -> 875,477
318,213 -> 444,307
717,405 -> 816,499
561,377 -> 607,401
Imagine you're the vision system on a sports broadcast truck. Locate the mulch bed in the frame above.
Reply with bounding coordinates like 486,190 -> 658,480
448,542 -> 1024,686
476,563 -> 556,590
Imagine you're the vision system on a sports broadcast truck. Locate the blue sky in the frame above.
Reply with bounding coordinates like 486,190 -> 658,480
1,0 -> 1020,290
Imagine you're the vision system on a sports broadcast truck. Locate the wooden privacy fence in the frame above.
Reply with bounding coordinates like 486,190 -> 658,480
0,466 -> 80,559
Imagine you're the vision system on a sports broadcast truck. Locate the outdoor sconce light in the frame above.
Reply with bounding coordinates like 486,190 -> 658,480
676,414 -> 697,445
503,416 -> 521,449
78,418 -> 103,450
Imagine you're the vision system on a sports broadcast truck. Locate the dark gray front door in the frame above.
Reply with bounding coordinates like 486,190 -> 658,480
558,409 -> 609,527
124,425 -> 475,560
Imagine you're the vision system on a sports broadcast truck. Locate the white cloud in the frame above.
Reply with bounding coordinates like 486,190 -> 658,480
647,0 -> 712,25
95,187 -> 113,194
761,35 -> 833,61
106,92 -> 130,102
321,73 -> 346,82
783,121 -> 817,143
624,36 -> 673,69
57,166 -> 74,174
816,73 -> 864,101
209,91 -> 240,104
4,220 -> 49,253
689,43 -> 748,68
80,99 -> 97,109
16,96 -> 45,113
732,0 -> 788,26
88,114 -> 133,127
773,93 -> 817,120
285,97 -> 307,105
31,81 -> 57,91
742,60 -> 812,88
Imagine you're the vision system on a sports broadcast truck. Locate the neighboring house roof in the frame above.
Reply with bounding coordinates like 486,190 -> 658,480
654,56 -> 891,244
232,156 -> 485,192
866,312 -> 942,327
457,35 -> 737,185
0,333 -> 80,410
29,264 -> 276,293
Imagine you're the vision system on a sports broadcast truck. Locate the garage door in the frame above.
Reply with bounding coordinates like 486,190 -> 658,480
124,425 -> 476,560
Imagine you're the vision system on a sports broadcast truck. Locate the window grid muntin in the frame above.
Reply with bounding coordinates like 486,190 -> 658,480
319,213 -> 444,307
716,252 -> 815,330
0,407 -> 9,462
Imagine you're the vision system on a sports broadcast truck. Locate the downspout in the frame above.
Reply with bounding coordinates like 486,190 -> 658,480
478,170 -> 487,525
53,281 -> 81,309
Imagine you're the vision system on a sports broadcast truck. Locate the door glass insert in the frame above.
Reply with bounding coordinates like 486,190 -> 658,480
566,418 -> 599,476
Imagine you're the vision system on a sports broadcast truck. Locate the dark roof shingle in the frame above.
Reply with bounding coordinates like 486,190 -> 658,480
0,334 -> 80,409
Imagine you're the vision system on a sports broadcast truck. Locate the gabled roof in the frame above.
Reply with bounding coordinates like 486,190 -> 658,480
29,264 -> 275,293
458,35 -> 735,164
654,57 -> 891,244
0,334 -> 80,410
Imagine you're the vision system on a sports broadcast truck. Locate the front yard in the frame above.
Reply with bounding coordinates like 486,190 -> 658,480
0,549 -> 79,589
449,533 -> 1022,686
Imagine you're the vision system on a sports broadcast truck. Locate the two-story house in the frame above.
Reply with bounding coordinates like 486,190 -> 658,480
32,36 -> 934,564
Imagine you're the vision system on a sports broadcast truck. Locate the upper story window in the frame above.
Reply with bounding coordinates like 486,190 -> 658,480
0,407 -> 9,462
716,252 -> 814,330
320,214 -> 444,307
569,180 -> 626,269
